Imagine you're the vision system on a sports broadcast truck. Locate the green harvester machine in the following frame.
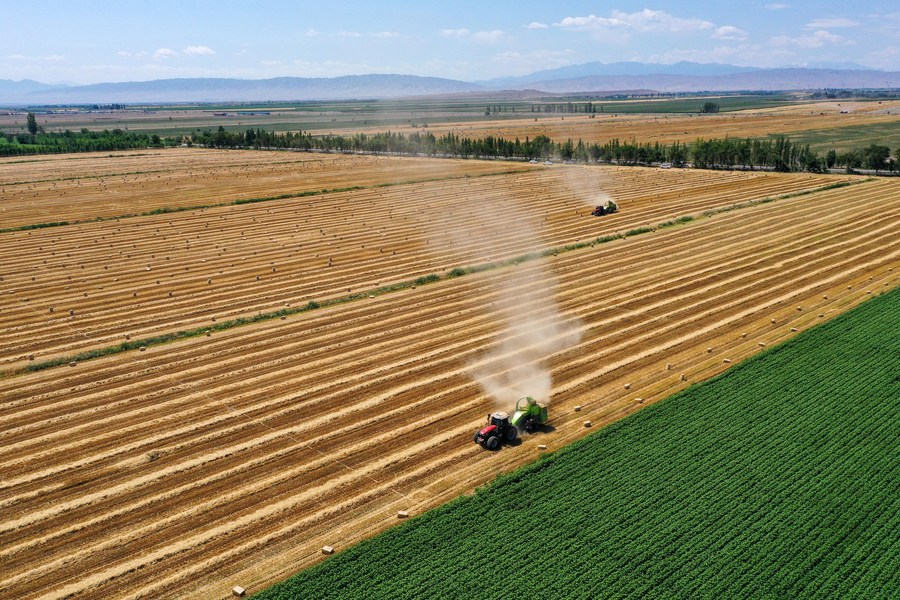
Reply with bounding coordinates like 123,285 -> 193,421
511,396 -> 549,433
473,396 -> 549,450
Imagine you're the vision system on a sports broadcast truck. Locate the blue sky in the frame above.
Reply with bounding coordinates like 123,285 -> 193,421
2,1 -> 898,84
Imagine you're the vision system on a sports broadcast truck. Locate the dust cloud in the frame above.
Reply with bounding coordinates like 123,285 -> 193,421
423,178 -> 582,409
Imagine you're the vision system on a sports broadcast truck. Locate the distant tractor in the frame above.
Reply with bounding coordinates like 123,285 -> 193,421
591,200 -> 618,216
474,397 -> 549,450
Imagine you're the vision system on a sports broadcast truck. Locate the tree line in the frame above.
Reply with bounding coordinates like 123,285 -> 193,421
2,116 -> 896,174
192,125 -> 897,173
0,127 -> 173,156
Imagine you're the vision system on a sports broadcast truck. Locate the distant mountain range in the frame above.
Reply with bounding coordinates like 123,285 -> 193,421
2,61 -> 898,105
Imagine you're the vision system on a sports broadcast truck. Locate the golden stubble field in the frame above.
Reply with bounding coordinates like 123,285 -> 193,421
3,98 -> 897,145
362,107 -> 900,146
1,150 -> 898,599
0,148 -> 535,228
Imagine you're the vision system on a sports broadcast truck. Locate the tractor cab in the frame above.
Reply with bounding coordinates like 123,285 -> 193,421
488,411 -> 511,430
474,411 -> 517,450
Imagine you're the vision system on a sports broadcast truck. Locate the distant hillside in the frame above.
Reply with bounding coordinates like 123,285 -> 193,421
12,75 -> 485,104
484,61 -> 759,88
3,63 -> 899,105
0,79 -> 70,97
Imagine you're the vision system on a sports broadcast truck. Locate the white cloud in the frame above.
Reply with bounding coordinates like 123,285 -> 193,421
525,22 -> 548,29
472,30 -> 506,43
713,25 -> 748,41
183,45 -> 215,56
441,28 -> 470,37
806,18 -> 859,28
555,9 -> 714,34
305,28 -> 322,37
555,14 -> 624,31
6,53 -> 65,61
771,30 -> 852,48
152,48 -> 178,60
765,3 -> 790,9
373,31 -> 400,38
861,46 -> 900,69
440,28 -> 506,43
117,50 -> 132,57
338,31 -> 362,38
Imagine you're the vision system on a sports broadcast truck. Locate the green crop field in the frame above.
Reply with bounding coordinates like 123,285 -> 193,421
774,121 -> 900,154
257,286 -> 900,599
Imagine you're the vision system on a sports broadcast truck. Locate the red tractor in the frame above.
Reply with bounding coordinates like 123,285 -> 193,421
473,411 -> 517,450
591,200 -> 618,216
473,398 -> 550,450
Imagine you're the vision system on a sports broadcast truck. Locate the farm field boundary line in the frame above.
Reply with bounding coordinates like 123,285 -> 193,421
0,168 -> 529,234
6,177 -> 872,377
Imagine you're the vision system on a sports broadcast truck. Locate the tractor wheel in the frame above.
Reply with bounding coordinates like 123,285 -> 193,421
473,432 -> 481,443
486,436 -> 500,450
525,419 -> 537,433
505,427 -> 517,442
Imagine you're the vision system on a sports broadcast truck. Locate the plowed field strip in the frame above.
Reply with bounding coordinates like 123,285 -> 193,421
0,177 -> 878,436
0,167 -> 850,368
0,149 -> 535,228
1,186 -> 893,480
1,177 -> 897,598
0,178 -> 880,425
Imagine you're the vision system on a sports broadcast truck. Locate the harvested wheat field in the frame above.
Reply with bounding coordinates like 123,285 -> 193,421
363,109 -> 899,146
0,154 -> 897,598
0,148 -> 534,228
0,164 -> 855,371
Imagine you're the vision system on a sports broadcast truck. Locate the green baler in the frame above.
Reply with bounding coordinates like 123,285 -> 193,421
510,396 -> 549,433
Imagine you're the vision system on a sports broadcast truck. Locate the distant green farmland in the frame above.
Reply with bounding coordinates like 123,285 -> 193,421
775,120 -> 900,153
257,286 -> 900,599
